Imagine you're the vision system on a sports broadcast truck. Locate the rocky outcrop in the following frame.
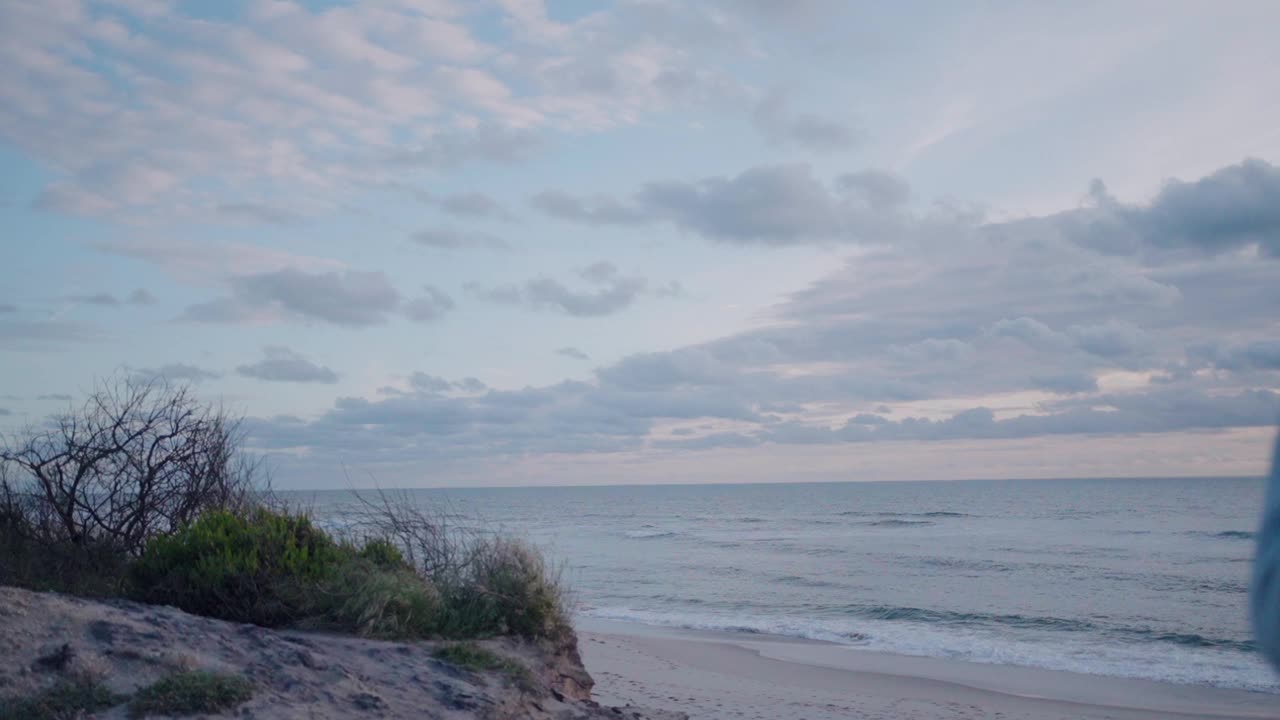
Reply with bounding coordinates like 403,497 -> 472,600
0,586 -> 685,719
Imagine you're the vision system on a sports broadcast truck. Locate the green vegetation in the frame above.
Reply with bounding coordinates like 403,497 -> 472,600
436,537 -> 568,640
0,680 -> 124,720
357,537 -> 408,569
305,558 -> 443,639
127,509 -> 346,627
1,378 -> 570,644
433,643 -> 537,693
127,671 -> 253,719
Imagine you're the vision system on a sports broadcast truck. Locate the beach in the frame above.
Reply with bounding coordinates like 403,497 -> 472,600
580,619 -> 1279,720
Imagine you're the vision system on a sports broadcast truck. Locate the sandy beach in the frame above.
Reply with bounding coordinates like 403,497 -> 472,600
579,619 -> 1279,720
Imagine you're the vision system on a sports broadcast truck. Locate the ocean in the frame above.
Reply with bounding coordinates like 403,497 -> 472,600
295,476 -> 1277,693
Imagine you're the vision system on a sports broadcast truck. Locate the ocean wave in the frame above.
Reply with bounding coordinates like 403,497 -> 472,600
624,529 -> 678,539
916,557 -> 1013,573
862,519 -> 934,527
836,510 -> 972,519
1192,530 -> 1255,541
770,574 -> 843,589
581,606 -> 1276,692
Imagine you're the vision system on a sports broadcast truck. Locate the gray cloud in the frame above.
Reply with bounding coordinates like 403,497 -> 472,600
132,363 -> 222,384
1061,158 -> 1280,258
404,373 -> 488,395
0,407 -> 10,416
1030,373 -> 1100,395
0,319 -> 101,349
0,304 -> 15,313
70,292 -> 120,307
1124,158 -> 1280,256
183,269 -> 401,327
409,189 -> 512,221
127,288 -> 158,305
216,203 -> 303,225
66,289 -> 157,307
385,125 -> 541,169
237,346 -> 338,384
472,262 -> 649,317
1190,340 -> 1280,372
837,171 -> 911,210
530,191 -> 650,226
752,91 -> 859,151
438,192 -> 510,220
533,164 -> 918,245
37,393 -> 73,401
1067,320 -> 1149,359
990,317 -> 1070,351
557,346 -> 590,360
411,228 -> 508,251
637,164 -> 842,243
404,286 -> 456,323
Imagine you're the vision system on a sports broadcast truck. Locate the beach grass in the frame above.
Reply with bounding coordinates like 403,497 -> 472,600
433,643 -> 538,692
0,680 -> 125,720
127,671 -> 253,718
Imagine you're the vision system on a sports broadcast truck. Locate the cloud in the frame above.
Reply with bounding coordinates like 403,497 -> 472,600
0,304 -> 15,313
36,393 -> 73,401
1062,158 -> 1280,258
69,292 -> 120,307
236,158 -> 1280,475
5,0 -> 757,221
752,91 -> 859,151
0,319 -> 101,350
533,164 -> 919,245
183,269 -> 401,326
530,191 -> 650,226
404,372 -> 488,395
0,407 -> 10,416
436,192 -> 511,220
1029,373 -> 1099,395
1190,340 -> 1280,372
236,346 -> 338,384
410,189 -> 512,220
1124,158 -> 1280,256
215,203 -> 304,225
383,126 -> 542,169
410,228 -> 508,251
95,238 -> 344,283
404,286 -> 456,323
67,288 -> 158,307
837,171 -> 911,210
132,363 -> 222,384
471,262 -> 649,317
126,288 -> 158,305
1067,320 -> 1148,359
990,317 -> 1069,351
557,346 -> 590,360
639,164 -> 842,242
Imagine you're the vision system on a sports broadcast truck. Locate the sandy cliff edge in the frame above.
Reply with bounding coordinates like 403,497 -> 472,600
0,585 -> 684,720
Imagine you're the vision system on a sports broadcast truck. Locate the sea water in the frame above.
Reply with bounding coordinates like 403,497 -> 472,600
297,476 -> 1278,692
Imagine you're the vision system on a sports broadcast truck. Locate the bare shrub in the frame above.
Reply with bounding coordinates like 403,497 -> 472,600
0,375 -> 265,591
334,490 -> 570,639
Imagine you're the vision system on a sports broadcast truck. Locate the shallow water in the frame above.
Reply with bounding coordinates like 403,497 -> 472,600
294,476 -> 1278,692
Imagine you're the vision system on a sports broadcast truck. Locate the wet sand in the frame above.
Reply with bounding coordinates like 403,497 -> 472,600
579,619 -> 1279,720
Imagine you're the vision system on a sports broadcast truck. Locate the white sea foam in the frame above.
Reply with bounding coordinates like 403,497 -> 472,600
582,606 -> 1280,693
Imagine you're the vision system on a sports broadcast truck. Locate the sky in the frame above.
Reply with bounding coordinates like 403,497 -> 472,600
1,0 -> 1279,488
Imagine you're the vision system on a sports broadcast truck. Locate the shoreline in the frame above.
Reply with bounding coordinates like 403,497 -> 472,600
578,618 -> 1278,720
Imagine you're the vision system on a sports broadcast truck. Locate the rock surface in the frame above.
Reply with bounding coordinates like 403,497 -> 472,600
0,586 -> 685,719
